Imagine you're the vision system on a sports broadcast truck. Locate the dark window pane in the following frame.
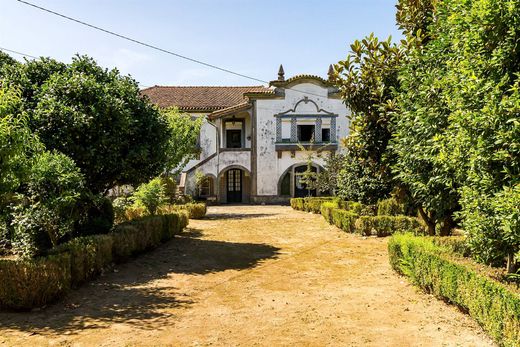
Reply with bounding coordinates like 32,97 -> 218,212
297,125 -> 315,142
322,128 -> 330,142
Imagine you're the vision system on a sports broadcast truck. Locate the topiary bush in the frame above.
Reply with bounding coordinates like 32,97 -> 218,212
321,201 -> 338,224
159,203 -> 207,219
389,234 -> 520,347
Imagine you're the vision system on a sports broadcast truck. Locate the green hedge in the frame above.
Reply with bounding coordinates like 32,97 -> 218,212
389,234 -> 520,347
322,205 -> 423,237
290,197 -> 337,213
0,253 -> 70,310
159,203 -> 206,219
0,212 -> 188,310
355,215 -> 424,237
331,209 -> 358,233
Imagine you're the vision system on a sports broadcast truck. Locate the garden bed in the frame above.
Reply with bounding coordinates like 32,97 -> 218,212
0,211 -> 189,310
388,234 -> 520,347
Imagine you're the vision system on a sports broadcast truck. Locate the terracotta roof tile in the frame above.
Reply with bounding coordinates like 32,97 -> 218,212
141,85 -> 272,112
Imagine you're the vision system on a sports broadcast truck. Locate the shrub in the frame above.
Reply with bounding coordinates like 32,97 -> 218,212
290,197 -> 337,213
377,198 -> 405,216
113,196 -> 132,223
159,203 -> 207,219
124,205 -> 147,221
51,234 -> 113,287
73,195 -> 114,237
354,215 -> 423,237
321,201 -> 338,224
330,209 -> 358,233
290,198 -> 305,211
10,151 -> 85,257
0,211 -> 187,310
131,178 -> 167,216
389,234 -> 520,346
0,252 -> 71,310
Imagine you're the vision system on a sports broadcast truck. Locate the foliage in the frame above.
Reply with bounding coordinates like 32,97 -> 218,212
162,107 -> 203,175
289,197 -> 337,213
159,203 -> 207,219
11,151 -> 84,257
355,215 -> 423,237
389,234 -> 520,346
312,153 -> 344,195
395,0 -> 437,38
161,175 -> 178,204
337,148 -> 393,204
0,211 -> 188,310
0,87 -> 41,211
393,0 -> 520,266
377,198 -> 405,216
0,252 -> 71,310
131,178 -> 166,216
113,196 -> 133,224
73,194 -> 114,237
332,34 -> 405,204
330,209 -> 358,233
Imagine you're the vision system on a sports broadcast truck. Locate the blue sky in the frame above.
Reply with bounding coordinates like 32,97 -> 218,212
0,0 -> 402,87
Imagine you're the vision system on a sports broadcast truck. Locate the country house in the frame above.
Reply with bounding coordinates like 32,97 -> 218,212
142,66 -> 349,203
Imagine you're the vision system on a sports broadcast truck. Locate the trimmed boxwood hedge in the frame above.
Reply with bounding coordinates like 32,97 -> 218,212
0,211 -> 189,310
388,234 -> 520,347
290,197 -> 337,213
159,202 -> 207,219
355,215 -> 424,237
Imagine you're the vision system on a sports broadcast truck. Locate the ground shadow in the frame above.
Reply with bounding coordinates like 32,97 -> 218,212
204,213 -> 277,220
0,228 -> 280,335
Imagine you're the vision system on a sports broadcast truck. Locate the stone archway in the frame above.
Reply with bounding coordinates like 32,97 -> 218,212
218,165 -> 251,204
278,162 -> 323,198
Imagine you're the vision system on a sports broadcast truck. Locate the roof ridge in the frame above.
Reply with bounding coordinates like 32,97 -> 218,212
148,85 -> 269,89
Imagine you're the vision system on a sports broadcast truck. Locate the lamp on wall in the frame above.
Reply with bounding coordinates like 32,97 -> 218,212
231,115 -> 237,125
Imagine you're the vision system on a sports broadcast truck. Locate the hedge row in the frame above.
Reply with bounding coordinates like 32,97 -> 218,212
159,202 -> 207,219
321,201 -> 423,237
290,197 -> 337,214
388,234 -> 520,347
0,211 -> 189,310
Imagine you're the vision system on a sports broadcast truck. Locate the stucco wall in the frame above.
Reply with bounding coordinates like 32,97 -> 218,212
255,82 -> 350,196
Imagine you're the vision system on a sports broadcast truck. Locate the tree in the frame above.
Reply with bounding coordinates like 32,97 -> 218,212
332,34 -> 405,203
312,153 -> 344,196
30,55 -> 171,194
131,178 -> 166,216
396,0 -> 438,39
162,107 -> 203,175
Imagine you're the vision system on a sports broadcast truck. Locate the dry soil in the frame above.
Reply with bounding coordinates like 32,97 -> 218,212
0,205 -> 495,346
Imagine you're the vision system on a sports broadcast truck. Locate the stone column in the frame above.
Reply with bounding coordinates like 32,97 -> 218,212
315,117 -> 322,142
330,116 -> 337,142
290,117 -> 297,142
276,117 -> 282,142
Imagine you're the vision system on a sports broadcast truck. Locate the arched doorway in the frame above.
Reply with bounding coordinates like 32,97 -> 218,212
278,163 -> 321,198
219,166 -> 251,204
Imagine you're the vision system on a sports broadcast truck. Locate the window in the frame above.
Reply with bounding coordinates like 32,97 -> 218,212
322,128 -> 331,142
226,129 -> 242,148
200,177 -> 214,197
297,125 -> 315,142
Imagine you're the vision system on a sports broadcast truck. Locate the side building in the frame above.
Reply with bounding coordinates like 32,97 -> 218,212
142,66 -> 350,204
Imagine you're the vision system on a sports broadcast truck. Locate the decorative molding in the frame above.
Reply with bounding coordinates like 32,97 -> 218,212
274,97 -> 338,118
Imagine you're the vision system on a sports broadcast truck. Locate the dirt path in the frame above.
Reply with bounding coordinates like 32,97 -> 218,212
0,205 -> 494,346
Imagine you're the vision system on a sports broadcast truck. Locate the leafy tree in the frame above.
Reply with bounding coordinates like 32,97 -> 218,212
162,107 -> 203,175
332,34 -> 405,203
30,55 -> 171,194
396,0 -> 437,39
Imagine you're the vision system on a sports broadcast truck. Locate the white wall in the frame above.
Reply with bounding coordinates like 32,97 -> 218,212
255,82 -> 350,196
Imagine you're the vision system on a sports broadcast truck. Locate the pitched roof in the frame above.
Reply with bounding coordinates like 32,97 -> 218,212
141,85 -> 272,112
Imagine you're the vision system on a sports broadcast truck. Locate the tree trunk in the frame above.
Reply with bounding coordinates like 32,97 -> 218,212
439,215 -> 454,236
506,253 -> 517,274
418,206 -> 436,236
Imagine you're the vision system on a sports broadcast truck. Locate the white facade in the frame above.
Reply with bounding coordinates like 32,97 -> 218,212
180,75 -> 350,204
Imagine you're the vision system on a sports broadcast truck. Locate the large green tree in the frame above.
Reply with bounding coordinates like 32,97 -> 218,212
27,56 -> 171,194
332,34 -> 405,204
